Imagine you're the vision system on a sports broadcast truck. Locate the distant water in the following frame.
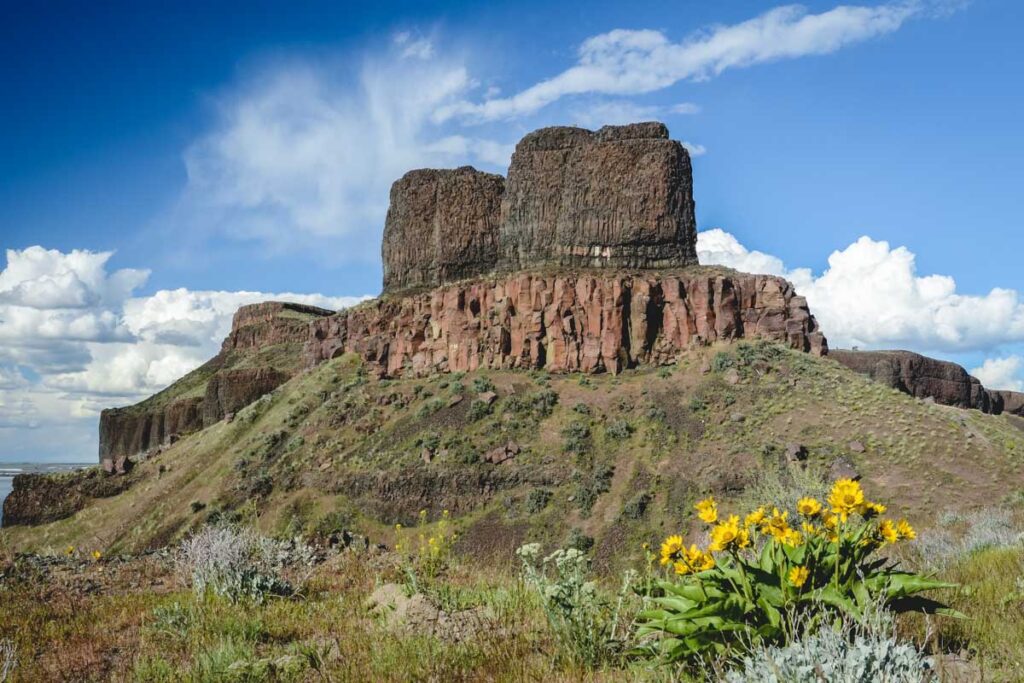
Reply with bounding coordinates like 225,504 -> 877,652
0,463 -> 89,526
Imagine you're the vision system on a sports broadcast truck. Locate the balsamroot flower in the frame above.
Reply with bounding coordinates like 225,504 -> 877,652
796,497 -> 822,517
660,535 -> 685,566
695,497 -> 718,524
710,515 -> 751,552
788,565 -> 810,588
828,478 -> 865,522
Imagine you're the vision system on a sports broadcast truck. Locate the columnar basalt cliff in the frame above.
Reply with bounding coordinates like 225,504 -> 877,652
306,270 -> 825,378
499,122 -> 697,272
382,167 -> 505,293
97,302 -> 333,468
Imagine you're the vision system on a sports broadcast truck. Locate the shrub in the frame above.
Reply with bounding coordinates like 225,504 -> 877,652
525,488 -> 552,514
636,479 -> 959,661
416,399 -> 443,418
468,399 -> 493,421
605,418 -> 635,440
516,543 -> 633,667
573,464 -> 614,515
711,351 -> 734,372
176,525 -> 295,603
472,376 -> 495,393
915,508 -> 1024,568
562,421 -> 591,455
724,623 -> 933,682
566,528 -> 595,553
572,402 -> 591,416
621,493 -> 651,520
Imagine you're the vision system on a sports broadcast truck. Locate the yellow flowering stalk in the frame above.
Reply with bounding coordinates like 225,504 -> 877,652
878,519 -> 899,544
709,515 -> 750,552
896,519 -> 916,540
744,507 -> 766,528
695,497 -> 718,524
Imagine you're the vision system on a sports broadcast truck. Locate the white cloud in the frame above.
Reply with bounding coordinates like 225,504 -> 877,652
971,357 -> 1024,392
437,1 -> 938,122
180,39 -> 511,256
697,229 -> 1024,354
0,246 -> 366,462
569,99 -> 700,128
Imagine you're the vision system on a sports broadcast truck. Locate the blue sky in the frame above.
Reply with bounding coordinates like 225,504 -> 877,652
2,0 -> 1024,461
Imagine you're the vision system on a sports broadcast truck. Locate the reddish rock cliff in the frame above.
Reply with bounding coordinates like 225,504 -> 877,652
306,269 -> 826,377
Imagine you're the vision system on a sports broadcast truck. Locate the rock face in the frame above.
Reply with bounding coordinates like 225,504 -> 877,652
99,396 -> 205,471
221,301 -> 335,352
830,350 -> 1002,413
380,123 -> 697,295
98,302 -> 333,468
307,270 -> 826,378
202,367 -> 290,427
499,122 -> 697,272
2,469 -> 133,527
994,390 -> 1024,417
382,167 -> 505,293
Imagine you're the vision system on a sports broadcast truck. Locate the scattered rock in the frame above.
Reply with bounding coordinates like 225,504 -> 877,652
421,448 -> 433,464
447,394 -> 464,407
828,456 -> 860,481
483,441 -> 520,465
730,412 -> 745,423
478,391 -> 498,405
724,369 -> 741,385
848,440 -> 865,453
784,444 -> 808,464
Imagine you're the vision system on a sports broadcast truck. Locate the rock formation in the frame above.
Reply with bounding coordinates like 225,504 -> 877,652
499,122 -> 697,273
380,123 -> 697,295
98,302 -> 333,468
382,167 -> 505,293
829,349 -> 1024,416
306,270 -> 826,378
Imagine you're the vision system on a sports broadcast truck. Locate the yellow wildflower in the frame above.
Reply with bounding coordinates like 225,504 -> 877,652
91,550 -> 102,561
801,521 -> 818,536
878,519 -> 899,544
710,515 -> 750,552
796,497 -> 823,517
788,565 -> 810,588
780,528 -> 804,547
65,545 -> 75,556
896,519 -> 916,540
695,496 -> 718,524
744,507 -> 767,528
761,508 -> 791,540
862,501 -> 887,519
660,535 -> 685,566
673,560 -> 691,576
828,478 -> 865,522
641,542 -> 650,551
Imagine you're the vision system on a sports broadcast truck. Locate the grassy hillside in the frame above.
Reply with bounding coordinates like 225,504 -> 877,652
7,340 -> 1024,559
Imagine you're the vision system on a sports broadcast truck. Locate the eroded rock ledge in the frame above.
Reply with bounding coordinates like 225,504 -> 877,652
306,269 -> 826,378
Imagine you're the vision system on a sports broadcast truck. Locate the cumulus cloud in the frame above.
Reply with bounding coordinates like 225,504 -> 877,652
697,229 -> 1024,354
437,1 -> 943,122
0,246 -> 366,461
970,357 -> 1024,392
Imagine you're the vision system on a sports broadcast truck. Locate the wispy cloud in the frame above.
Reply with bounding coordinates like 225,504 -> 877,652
436,1 -> 945,122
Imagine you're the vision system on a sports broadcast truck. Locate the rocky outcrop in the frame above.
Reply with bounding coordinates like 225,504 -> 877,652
994,390 -> 1024,417
307,270 -> 826,377
221,301 -> 334,352
98,302 -> 334,467
382,167 -> 505,293
830,350 -> 1001,412
99,397 -> 204,472
202,367 -> 290,426
499,122 -> 697,272
2,469 -> 133,527
381,123 -> 697,295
